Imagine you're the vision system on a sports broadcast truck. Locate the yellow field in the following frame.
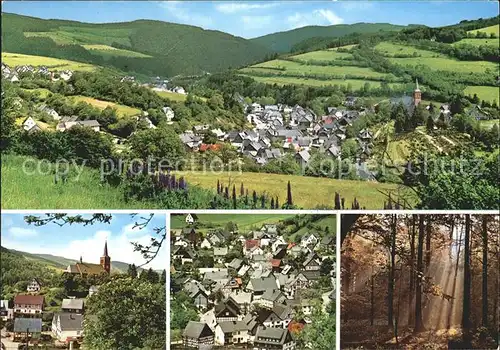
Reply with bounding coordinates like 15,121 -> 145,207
1,52 -> 97,71
177,171 -> 412,209
69,96 -> 141,117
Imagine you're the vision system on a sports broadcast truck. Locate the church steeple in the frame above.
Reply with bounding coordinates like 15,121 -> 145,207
413,78 -> 422,106
100,240 -> 111,274
103,240 -> 109,257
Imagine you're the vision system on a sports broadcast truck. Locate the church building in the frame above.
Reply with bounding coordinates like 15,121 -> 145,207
66,241 -> 111,276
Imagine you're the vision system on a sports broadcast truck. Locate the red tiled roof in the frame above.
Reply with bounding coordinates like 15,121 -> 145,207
287,243 -> 296,249
14,295 -> 44,305
271,259 -> 281,267
245,239 -> 260,249
199,144 -> 222,152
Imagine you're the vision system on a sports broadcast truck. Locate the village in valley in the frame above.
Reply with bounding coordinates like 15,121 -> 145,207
170,214 -> 336,349
0,213 -> 167,349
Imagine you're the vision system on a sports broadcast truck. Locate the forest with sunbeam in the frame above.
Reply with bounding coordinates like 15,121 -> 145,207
340,214 -> 499,349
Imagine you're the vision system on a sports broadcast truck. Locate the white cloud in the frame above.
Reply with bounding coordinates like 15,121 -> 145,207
287,9 -> 344,29
241,15 -> 274,30
8,227 -> 38,238
66,229 -> 166,270
157,1 -> 214,28
340,2 -> 376,12
215,2 -> 280,14
4,227 -> 166,270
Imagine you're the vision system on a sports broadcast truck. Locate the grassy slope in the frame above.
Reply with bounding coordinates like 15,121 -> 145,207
453,38 -> 499,47
1,155 -> 408,209
1,154 -> 154,209
464,86 -> 500,104
2,12 -> 272,76
1,52 -> 97,71
247,59 -> 391,79
239,74 -> 395,89
82,44 -> 153,58
250,23 -> 405,53
177,171 -> 409,209
467,24 -> 500,36
171,214 -> 295,230
375,42 -> 498,73
8,249 -> 142,273
69,95 -> 142,117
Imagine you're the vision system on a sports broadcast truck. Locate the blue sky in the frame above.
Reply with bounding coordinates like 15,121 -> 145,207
1,213 -> 167,269
2,1 -> 498,38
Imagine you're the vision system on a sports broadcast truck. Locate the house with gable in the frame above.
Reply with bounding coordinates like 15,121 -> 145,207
51,313 -> 84,343
183,321 -> 214,348
27,278 -> 42,293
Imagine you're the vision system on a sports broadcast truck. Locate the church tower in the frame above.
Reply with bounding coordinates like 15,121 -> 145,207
413,78 -> 422,106
100,240 -> 111,274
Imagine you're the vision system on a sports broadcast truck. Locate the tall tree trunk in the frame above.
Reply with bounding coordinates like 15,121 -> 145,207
462,215 -> 471,345
425,215 -> 432,271
414,215 -> 425,333
370,269 -> 375,326
481,216 -> 488,327
388,214 -> 396,328
408,214 -> 416,326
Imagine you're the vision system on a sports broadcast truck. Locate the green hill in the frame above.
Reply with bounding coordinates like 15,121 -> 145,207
1,12 -> 272,77
250,23 -> 406,53
8,248 -> 143,273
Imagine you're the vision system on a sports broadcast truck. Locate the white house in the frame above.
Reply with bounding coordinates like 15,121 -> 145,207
185,213 -> 197,225
214,321 -> 250,346
22,117 -> 37,131
27,278 -> 41,293
162,106 -> 175,124
300,233 -> 319,248
200,238 -> 212,249
51,313 -> 83,343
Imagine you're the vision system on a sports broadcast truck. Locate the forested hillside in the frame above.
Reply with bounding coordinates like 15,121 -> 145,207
1,12 -> 272,76
250,23 -> 406,53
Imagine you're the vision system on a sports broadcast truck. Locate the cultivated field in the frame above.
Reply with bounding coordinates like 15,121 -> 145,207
2,52 -> 97,71
69,95 -> 142,117
176,170 -> 410,209
464,86 -> 500,104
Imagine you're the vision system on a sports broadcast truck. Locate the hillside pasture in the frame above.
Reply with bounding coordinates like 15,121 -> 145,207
249,59 -> 391,80
291,50 -> 353,62
171,214 -> 294,231
176,170 -> 412,209
375,42 -> 445,58
83,44 -> 152,58
467,24 -> 499,37
154,90 -> 187,102
1,155 -> 152,209
51,26 -> 134,47
375,42 -> 498,73
21,87 -> 52,99
2,52 -> 97,71
239,74 -> 399,89
69,95 -> 142,117
464,86 -> 500,104
479,119 -> 499,130
453,38 -> 499,47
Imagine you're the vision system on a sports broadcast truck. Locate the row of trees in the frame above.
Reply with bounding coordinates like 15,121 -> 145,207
342,214 -> 499,348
